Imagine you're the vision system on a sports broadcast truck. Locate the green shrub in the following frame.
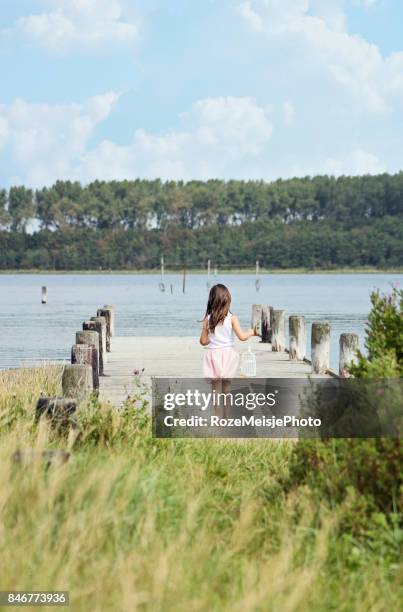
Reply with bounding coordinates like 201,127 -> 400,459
289,286 -> 403,541
350,286 -> 403,377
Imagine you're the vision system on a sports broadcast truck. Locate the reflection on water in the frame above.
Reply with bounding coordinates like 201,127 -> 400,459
0,273 -> 401,371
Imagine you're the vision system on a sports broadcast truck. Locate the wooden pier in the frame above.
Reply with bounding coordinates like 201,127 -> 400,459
99,337 -> 329,407
50,302 -> 355,408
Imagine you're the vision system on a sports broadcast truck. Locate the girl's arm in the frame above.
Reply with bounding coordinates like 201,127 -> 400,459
232,315 -> 257,341
200,317 -> 210,346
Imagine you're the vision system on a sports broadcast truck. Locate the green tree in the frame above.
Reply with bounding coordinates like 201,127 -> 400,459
8,186 -> 34,232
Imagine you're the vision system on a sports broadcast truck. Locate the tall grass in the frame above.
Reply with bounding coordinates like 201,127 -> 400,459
0,366 -> 401,611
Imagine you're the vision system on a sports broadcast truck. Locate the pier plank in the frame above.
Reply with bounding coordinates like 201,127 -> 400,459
100,337 -> 329,407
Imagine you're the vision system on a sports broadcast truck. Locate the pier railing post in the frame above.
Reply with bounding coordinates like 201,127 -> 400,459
103,304 -> 115,337
339,332 -> 359,377
71,343 -> 99,390
289,315 -> 306,360
91,316 -> 107,362
251,304 -> 263,336
261,305 -> 273,343
272,310 -> 286,352
76,329 -> 101,376
311,322 -> 330,374
97,308 -> 112,352
62,364 -> 93,401
36,397 -> 77,430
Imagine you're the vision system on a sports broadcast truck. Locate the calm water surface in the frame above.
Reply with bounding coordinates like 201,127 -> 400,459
0,273 -> 401,371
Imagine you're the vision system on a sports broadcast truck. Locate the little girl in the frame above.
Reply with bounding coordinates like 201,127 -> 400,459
200,284 -> 257,416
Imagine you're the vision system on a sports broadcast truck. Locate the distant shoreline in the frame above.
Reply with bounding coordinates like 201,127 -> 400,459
0,268 -> 402,275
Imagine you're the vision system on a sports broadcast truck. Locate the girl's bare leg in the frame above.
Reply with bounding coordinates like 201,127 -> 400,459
222,380 -> 231,419
212,380 -> 223,418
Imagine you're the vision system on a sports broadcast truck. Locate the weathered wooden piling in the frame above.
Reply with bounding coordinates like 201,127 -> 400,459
339,332 -> 359,377
71,343 -> 99,389
271,310 -> 286,352
91,316 -> 107,360
289,315 -> 306,361
103,304 -> 115,337
76,329 -> 101,376
36,396 -> 77,430
261,305 -> 273,343
251,304 -> 263,336
12,449 -> 71,466
62,364 -> 93,401
83,319 -> 106,373
311,322 -> 330,374
97,307 -> 112,351
41,286 -> 47,304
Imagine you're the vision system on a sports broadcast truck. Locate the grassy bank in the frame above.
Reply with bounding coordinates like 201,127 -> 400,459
0,267 -> 402,275
0,366 -> 401,611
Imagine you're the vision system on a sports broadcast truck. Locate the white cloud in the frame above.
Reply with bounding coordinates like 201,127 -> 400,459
0,92 -> 120,186
0,95 -> 273,185
79,96 -> 274,182
238,0 -> 403,115
14,0 -> 139,52
322,148 -> 386,175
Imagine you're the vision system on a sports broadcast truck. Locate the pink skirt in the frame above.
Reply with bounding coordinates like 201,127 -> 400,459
203,347 -> 239,381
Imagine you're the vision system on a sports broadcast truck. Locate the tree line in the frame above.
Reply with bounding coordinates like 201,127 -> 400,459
0,173 -> 402,269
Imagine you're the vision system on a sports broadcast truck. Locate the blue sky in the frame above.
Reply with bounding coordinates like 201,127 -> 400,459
0,0 -> 402,187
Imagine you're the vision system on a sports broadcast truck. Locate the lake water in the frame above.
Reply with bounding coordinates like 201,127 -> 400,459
0,273 -> 401,372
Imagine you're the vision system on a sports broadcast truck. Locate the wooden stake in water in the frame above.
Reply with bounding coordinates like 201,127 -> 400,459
183,268 -> 186,294
255,260 -> 260,292
159,257 -> 166,292
207,259 -> 211,289
41,286 -> 47,304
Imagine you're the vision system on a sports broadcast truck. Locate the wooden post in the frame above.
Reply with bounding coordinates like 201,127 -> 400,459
261,305 -> 273,343
90,316 -> 107,363
71,343 -> 99,390
251,304 -> 263,336
76,329 -> 101,376
289,315 -> 306,361
36,397 -> 77,430
272,310 -> 286,352
255,260 -> 260,292
12,449 -> 70,466
311,322 -> 330,374
339,332 -> 359,377
103,304 -> 115,337
62,364 -> 93,401
182,268 -> 186,294
82,322 -> 104,374
97,308 -> 112,352
170,284 -> 173,294
41,286 -> 47,304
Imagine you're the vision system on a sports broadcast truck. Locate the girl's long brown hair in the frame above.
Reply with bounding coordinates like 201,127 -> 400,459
204,284 -> 232,333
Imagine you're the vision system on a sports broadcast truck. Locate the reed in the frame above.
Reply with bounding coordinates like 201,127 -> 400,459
0,366 -> 400,611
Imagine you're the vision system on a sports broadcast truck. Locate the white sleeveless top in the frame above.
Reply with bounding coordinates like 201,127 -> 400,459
207,313 -> 235,349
